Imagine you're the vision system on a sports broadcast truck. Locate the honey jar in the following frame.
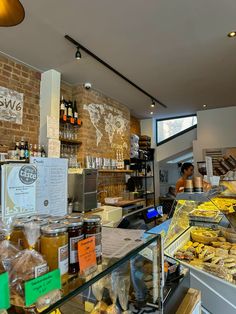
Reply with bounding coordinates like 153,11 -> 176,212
40,224 -> 69,284
84,215 -> 102,264
66,218 -> 84,274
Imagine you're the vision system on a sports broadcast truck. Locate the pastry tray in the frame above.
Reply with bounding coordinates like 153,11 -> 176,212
189,209 -> 220,222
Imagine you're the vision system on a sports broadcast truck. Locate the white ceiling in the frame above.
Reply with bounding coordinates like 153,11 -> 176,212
0,0 -> 236,118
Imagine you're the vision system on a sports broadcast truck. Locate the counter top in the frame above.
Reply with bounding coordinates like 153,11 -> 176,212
105,198 -> 145,207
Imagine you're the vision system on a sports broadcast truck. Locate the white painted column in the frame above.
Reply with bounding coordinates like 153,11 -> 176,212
39,70 -> 61,156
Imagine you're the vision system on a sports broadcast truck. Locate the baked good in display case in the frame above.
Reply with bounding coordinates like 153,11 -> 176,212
174,227 -> 236,283
165,190 -> 236,286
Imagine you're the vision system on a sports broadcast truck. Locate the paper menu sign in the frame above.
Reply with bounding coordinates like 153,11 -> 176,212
48,138 -> 60,158
47,116 -> 59,139
0,272 -> 10,309
30,157 -> 68,216
48,139 -> 61,158
24,269 -> 61,307
1,164 -> 37,220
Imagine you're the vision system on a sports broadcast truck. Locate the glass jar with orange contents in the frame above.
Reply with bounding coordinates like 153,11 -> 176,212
40,224 -> 68,285
10,219 -> 29,249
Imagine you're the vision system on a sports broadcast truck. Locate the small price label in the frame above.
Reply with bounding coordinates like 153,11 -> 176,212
25,269 -> 61,307
78,237 -> 96,274
70,117 -> 75,124
0,272 -> 10,310
63,115 -> 67,122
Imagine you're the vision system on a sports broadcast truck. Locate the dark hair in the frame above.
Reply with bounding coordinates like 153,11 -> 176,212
181,162 -> 193,174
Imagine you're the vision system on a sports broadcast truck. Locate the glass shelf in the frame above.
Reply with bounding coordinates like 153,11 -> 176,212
41,233 -> 160,313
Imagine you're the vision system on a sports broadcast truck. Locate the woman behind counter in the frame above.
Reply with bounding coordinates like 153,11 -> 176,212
176,162 -> 194,193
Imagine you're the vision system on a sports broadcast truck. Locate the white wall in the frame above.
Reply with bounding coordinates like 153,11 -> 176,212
159,163 -> 180,196
193,106 -> 236,166
157,128 -> 197,162
140,118 -> 156,148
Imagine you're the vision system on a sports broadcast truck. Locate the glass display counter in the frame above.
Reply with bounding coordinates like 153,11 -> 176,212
45,233 -> 163,314
164,189 -> 236,314
4,232 -> 163,314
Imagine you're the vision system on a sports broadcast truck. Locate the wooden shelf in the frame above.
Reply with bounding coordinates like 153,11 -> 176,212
98,169 -> 134,173
131,175 -> 154,179
60,138 -> 82,145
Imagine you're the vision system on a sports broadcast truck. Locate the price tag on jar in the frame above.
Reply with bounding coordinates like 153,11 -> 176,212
78,237 -> 97,274
0,272 -> 10,310
25,269 -> 61,307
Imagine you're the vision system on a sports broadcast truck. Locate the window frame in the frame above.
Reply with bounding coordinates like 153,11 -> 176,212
156,114 -> 197,146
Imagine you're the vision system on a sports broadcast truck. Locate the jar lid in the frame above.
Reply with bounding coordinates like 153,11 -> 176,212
41,223 -> 68,235
66,218 -> 83,227
84,215 -> 101,223
48,216 -> 65,223
14,218 -> 32,228
30,214 -> 51,220
66,213 -> 83,219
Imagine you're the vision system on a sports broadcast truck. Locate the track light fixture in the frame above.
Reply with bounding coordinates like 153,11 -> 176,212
75,46 -> 81,60
65,34 -> 167,109
150,99 -> 155,108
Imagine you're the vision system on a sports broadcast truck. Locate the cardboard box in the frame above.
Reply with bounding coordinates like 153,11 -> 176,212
176,288 -> 201,314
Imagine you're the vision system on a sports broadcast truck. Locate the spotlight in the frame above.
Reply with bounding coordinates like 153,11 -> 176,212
75,47 -> 81,60
150,99 -> 155,108
227,31 -> 236,38
150,111 -> 154,115
203,104 -> 207,109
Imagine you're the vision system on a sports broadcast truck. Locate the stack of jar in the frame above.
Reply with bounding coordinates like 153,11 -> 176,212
9,214 -> 102,284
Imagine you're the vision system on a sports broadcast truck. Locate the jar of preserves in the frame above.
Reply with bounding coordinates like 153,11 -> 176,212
40,224 -> 68,285
11,219 -> 29,249
66,218 -> 84,274
83,215 -> 102,264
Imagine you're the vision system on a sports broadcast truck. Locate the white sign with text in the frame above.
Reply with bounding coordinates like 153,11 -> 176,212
1,164 -> 37,220
0,86 -> 24,124
30,157 -> 68,216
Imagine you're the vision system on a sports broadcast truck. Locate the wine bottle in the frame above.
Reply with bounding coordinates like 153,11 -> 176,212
24,141 -> 29,160
60,96 -> 66,120
65,100 -> 69,121
20,138 -> 25,160
67,100 -> 73,118
73,100 -> 78,124
41,145 -> 46,157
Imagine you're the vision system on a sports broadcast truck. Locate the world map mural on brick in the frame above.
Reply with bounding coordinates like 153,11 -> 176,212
83,103 -> 129,146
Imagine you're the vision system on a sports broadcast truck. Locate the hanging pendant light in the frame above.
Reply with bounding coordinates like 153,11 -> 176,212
0,0 -> 25,27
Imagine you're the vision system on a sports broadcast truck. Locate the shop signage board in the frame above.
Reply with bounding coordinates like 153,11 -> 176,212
30,157 -> 68,216
0,272 -> 10,310
0,86 -> 23,124
1,164 -> 37,220
25,269 -> 61,307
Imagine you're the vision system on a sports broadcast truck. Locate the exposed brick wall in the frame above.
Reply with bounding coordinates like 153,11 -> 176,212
0,55 -> 40,150
72,86 -> 131,166
60,81 -> 73,101
130,115 -> 141,136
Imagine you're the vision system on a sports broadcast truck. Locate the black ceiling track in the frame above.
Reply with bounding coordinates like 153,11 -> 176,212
65,34 -> 167,109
